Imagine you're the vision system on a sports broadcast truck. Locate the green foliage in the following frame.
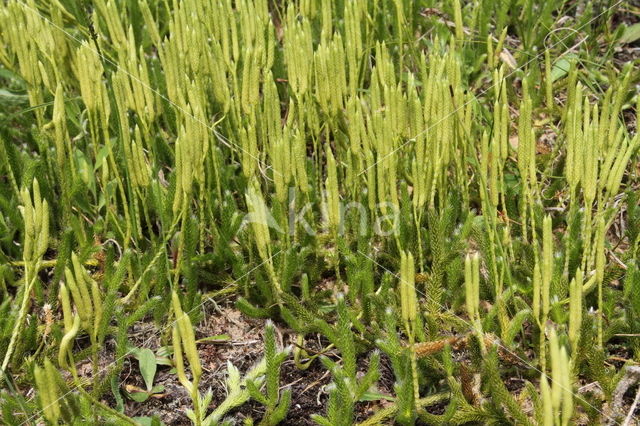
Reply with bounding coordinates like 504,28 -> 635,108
246,321 -> 291,426
1,179 -> 48,377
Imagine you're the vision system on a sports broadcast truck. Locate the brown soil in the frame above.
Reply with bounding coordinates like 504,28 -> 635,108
92,300 -> 398,425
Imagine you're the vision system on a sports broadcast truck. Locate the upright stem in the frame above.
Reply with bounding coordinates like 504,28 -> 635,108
1,263 -> 37,379
413,207 -> 424,274
406,321 -> 419,410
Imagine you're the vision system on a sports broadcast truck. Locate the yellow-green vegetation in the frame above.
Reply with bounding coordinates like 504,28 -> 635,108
0,0 -> 639,424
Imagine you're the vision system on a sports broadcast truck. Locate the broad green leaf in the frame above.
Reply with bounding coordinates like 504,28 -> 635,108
151,384 -> 165,393
137,348 -> 157,391
130,392 -> 150,402
94,146 -> 110,171
551,54 -> 577,82
619,23 -> 640,44
155,356 -> 173,367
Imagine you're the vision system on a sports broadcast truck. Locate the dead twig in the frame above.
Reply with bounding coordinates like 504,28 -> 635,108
623,386 -> 640,426
606,366 -> 640,425
300,369 -> 331,396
